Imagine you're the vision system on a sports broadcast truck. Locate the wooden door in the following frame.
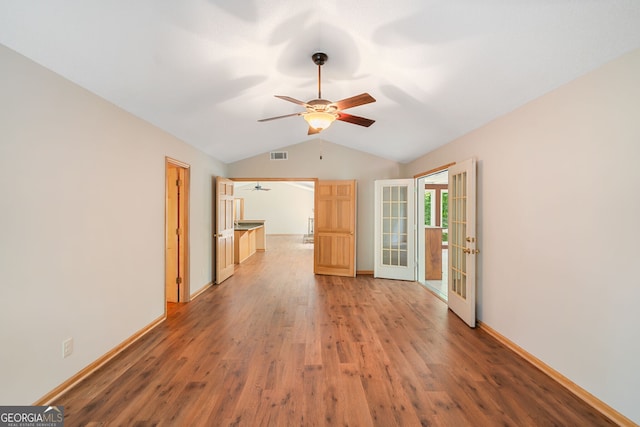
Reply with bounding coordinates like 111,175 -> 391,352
215,177 -> 235,284
165,159 -> 189,303
374,179 -> 415,280
447,159 -> 478,327
314,180 -> 356,277
166,166 -> 179,302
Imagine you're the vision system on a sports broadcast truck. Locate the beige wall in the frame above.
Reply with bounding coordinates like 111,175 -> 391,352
402,48 -> 640,423
0,44 -> 226,404
227,140 -> 403,270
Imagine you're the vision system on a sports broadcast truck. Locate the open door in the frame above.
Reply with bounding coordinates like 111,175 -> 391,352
314,180 -> 356,277
165,158 -> 189,303
215,177 -> 235,284
447,158 -> 478,327
374,179 -> 415,280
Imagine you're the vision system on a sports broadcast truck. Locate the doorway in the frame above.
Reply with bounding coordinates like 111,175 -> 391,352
417,169 -> 449,300
165,158 -> 190,304
232,179 -> 316,239
231,178 -> 316,269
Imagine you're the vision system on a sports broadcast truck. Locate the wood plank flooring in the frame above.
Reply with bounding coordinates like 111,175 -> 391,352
57,235 -> 615,426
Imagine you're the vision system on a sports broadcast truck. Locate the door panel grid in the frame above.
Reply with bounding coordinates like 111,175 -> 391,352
450,172 -> 467,298
381,185 -> 409,267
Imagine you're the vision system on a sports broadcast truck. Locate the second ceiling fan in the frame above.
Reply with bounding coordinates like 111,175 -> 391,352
258,52 -> 376,135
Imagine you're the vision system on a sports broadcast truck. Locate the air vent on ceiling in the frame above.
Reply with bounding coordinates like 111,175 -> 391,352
269,151 -> 288,160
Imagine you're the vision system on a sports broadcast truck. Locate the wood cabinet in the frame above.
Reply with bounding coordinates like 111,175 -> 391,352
425,227 -> 443,280
234,221 -> 265,264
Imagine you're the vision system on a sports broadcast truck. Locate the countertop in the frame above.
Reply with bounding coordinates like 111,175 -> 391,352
234,223 -> 264,231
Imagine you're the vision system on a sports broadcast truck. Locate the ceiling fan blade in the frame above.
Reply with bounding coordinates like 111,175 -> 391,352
274,95 -> 310,107
333,93 -> 376,111
307,126 -> 322,135
337,112 -> 375,127
258,112 -> 302,122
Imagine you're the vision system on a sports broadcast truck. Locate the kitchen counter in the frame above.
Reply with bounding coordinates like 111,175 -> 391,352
234,222 -> 264,231
234,220 -> 266,264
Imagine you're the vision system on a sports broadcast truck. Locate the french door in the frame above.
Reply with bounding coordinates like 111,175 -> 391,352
374,179 -> 415,281
447,159 -> 478,327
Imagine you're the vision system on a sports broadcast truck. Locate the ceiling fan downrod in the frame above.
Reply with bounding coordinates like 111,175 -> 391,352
312,52 -> 328,99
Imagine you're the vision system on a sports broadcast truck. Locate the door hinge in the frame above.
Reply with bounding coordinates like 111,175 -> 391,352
176,228 -> 181,235
176,277 -> 182,285
176,179 -> 182,187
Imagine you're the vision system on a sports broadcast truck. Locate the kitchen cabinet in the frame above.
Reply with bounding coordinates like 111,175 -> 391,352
425,227 -> 443,280
234,220 -> 266,264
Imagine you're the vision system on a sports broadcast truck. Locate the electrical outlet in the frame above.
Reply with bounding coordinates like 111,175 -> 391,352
62,338 -> 73,358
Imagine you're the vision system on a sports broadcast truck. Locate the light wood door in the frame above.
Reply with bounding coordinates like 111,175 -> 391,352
165,159 -> 189,303
314,180 -> 356,277
374,179 -> 415,280
447,158 -> 478,327
215,177 -> 235,284
166,166 -> 179,302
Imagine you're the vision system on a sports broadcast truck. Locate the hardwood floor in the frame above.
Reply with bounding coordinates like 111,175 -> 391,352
58,235 -> 615,426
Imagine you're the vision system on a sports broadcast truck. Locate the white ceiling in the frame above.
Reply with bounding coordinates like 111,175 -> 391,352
2,1 -> 640,164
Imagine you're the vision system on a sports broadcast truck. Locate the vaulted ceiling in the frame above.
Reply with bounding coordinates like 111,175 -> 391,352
2,1 -> 640,164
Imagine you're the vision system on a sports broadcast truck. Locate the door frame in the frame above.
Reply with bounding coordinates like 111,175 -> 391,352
414,163 -> 456,297
226,178 -> 318,271
165,157 -> 190,304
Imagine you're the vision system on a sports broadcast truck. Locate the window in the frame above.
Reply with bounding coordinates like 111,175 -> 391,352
441,190 -> 448,242
423,184 -> 449,242
424,189 -> 436,226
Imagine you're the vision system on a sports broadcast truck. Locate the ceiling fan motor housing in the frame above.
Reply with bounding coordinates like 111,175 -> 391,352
307,99 -> 337,113
312,52 -> 328,66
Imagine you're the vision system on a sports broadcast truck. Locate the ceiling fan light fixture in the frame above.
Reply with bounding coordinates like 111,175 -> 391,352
259,52 -> 375,133
304,111 -> 336,131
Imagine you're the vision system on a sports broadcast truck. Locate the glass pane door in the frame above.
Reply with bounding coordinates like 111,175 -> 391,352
447,159 -> 477,327
374,179 -> 415,280
382,185 -> 408,267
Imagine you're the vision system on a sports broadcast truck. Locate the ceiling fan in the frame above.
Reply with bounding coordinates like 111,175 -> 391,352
247,182 -> 271,191
258,52 -> 376,135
